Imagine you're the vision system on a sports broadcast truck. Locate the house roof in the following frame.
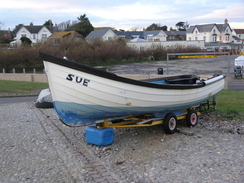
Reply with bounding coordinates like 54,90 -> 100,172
85,29 -> 110,39
232,35 -> 242,41
124,31 -> 144,39
49,31 -> 75,38
187,23 -> 231,33
164,31 -> 186,36
114,30 -> 165,39
143,30 -> 162,36
187,24 -> 215,33
14,25 -> 57,34
234,29 -> 244,34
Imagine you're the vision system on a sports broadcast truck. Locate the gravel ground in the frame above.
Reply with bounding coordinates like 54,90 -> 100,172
0,103 -> 76,182
39,106 -> 244,183
0,102 -> 119,183
2,102 -> 243,183
104,55 -> 236,76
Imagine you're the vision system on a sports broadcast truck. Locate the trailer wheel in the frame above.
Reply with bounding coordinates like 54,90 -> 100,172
163,113 -> 177,134
186,110 -> 198,127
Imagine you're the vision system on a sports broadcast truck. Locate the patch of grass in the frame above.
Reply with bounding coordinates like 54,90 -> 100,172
216,89 -> 244,115
0,80 -> 48,94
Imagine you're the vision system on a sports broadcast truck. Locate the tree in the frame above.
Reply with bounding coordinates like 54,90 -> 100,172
66,14 -> 94,38
20,37 -> 32,45
175,21 -> 189,31
0,22 -> 4,30
58,20 -> 73,31
146,23 -> 167,31
77,14 -> 88,21
43,20 -> 53,27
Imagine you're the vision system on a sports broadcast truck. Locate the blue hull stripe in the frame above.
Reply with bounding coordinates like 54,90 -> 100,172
53,95 -> 214,126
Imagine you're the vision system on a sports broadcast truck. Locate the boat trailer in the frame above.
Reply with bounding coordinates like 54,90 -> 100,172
95,108 -> 200,134
85,108 -> 200,146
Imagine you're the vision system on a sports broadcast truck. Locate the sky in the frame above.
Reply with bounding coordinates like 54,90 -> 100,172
1,0 -> 244,31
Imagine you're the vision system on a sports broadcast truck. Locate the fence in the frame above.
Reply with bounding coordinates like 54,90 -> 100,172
1,68 -> 44,74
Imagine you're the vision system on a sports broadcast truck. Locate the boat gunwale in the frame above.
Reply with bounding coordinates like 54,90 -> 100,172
40,52 -> 224,90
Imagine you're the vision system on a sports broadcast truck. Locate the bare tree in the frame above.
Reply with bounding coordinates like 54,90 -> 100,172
129,27 -> 140,31
57,20 -> 71,31
0,22 -> 4,30
57,20 -> 80,31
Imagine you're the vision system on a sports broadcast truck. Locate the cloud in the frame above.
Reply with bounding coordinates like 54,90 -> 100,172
88,2 -> 167,20
1,0 -> 243,30
194,2 -> 244,21
230,22 -> 244,29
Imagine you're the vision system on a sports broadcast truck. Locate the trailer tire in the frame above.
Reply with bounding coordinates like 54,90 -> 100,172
186,110 -> 198,127
35,102 -> 53,108
163,113 -> 177,134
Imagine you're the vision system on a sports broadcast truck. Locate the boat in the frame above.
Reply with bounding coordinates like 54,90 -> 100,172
40,52 -> 226,127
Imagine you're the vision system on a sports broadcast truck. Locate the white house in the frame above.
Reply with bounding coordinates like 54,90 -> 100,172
186,19 -> 233,43
187,19 -> 243,53
11,23 -> 56,46
143,30 -> 167,42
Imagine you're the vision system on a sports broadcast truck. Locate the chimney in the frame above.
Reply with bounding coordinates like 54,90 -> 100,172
30,22 -> 33,26
224,19 -> 228,24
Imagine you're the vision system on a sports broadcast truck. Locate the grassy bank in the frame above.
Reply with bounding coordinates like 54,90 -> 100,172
216,89 -> 244,115
0,80 -> 48,94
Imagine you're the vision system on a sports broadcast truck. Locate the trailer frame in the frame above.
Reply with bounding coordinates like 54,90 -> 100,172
95,108 -> 200,134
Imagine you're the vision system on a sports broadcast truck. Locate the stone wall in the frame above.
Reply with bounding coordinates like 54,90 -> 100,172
0,73 -> 48,83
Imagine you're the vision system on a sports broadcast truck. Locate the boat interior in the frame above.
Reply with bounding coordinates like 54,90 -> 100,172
143,75 -> 201,85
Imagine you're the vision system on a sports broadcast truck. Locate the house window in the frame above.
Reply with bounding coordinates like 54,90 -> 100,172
212,36 -> 217,42
21,34 -> 26,37
42,34 -> 47,39
33,34 -> 36,39
189,37 -> 191,41
195,37 -> 198,40
147,34 -> 153,41
203,36 -> 206,41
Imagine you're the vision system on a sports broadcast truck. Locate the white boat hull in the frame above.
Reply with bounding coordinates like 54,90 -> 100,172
42,53 -> 225,126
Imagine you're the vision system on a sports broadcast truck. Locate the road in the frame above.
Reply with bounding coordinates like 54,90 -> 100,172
0,96 -> 37,104
228,78 -> 244,91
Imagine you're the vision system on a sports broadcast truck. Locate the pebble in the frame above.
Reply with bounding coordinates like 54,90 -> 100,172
1,75 -> 244,183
